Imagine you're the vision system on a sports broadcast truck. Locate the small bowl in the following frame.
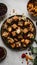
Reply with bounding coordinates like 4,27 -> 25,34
27,0 -> 37,20
0,3 -> 7,19
0,46 -> 7,62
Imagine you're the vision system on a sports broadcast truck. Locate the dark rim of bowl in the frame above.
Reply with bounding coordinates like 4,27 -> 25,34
0,46 -> 7,62
0,3 -> 7,17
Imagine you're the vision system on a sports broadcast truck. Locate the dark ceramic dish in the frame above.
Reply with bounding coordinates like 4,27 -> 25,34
27,0 -> 37,20
1,15 -> 36,50
0,3 -> 7,18
0,47 -> 7,62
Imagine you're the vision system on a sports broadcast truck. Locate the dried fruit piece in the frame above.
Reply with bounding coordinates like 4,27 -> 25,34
27,33 -> 34,38
12,24 -> 17,29
7,18 -> 12,23
25,39 -> 31,45
23,28 -> 28,33
28,3 -> 33,9
21,39 -> 24,43
16,27 -> 21,34
18,21 -> 23,27
23,44 -> 26,47
14,38 -> 18,42
21,53 -> 26,58
11,43 -> 15,48
13,16 -> 19,21
12,31 -> 16,36
3,23 -> 8,29
2,32 -> 9,37
15,42 -> 21,48
7,37 -> 14,43
7,27 -> 12,32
